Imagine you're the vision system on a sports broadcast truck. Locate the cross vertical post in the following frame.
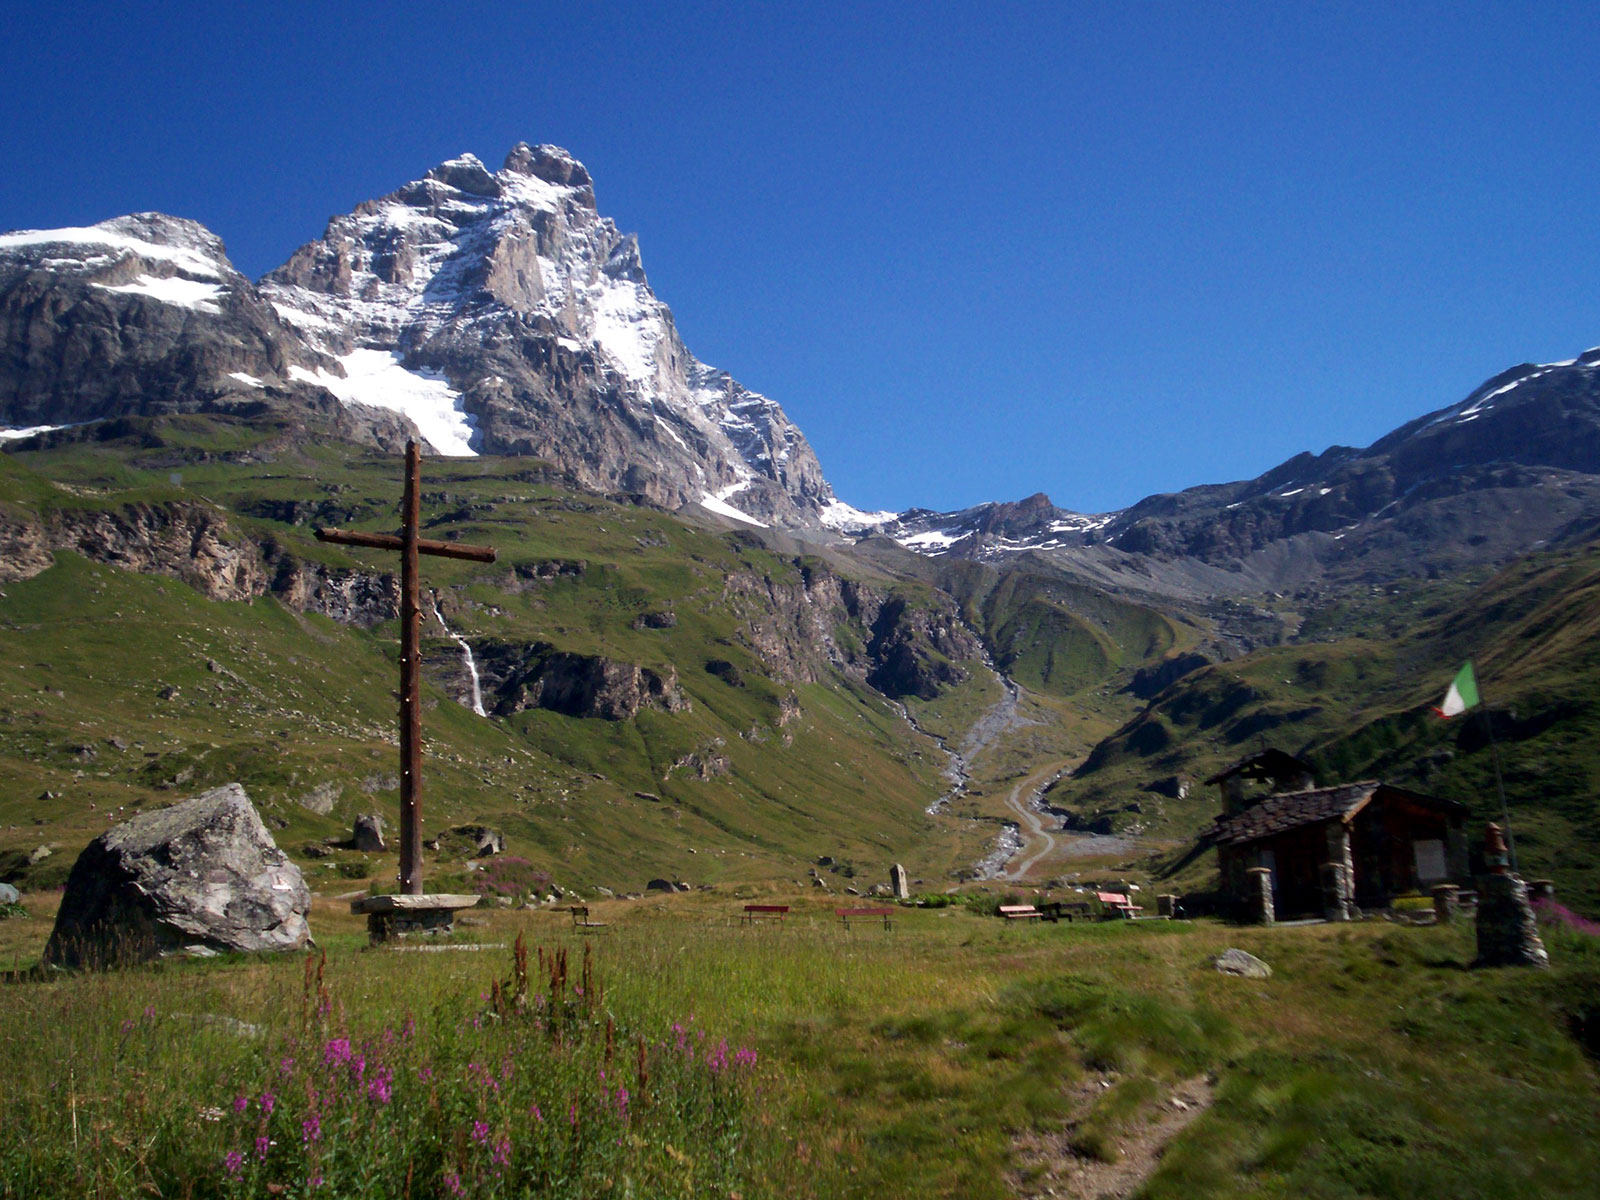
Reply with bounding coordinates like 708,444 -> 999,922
399,440 -> 423,893
314,440 -> 497,908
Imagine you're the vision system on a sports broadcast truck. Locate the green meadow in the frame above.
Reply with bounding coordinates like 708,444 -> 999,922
3,892 -> 1597,1199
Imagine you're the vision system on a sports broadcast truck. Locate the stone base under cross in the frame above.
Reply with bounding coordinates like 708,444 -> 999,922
350,894 -> 481,943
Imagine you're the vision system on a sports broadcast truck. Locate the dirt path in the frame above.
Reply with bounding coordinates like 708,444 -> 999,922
1001,759 -> 1075,882
1012,1073 -> 1217,1199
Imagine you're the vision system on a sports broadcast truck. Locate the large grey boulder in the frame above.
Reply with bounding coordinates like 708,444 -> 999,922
44,784 -> 311,968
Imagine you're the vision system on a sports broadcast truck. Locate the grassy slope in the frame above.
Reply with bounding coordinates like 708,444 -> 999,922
1058,539 -> 1600,912
0,426 -> 1005,892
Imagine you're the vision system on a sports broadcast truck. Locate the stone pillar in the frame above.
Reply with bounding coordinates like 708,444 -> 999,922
1431,884 -> 1459,925
1473,824 -> 1548,968
1321,862 -> 1351,922
1246,866 -> 1274,926
1157,894 -> 1176,918
890,863 -> 910,901
1321,821 -> 1354,921
1473,874 -> 1549,968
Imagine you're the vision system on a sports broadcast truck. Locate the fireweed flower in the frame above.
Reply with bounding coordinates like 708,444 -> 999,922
232,1093 -> 250,1114
259,1090 -> 276,1115
443,1170 -> 465,1198
302,1113 -> 322,1146
471,1119 -> 490,1145
734,1046 -> 758,1069
530,1103 -> 543,1122
492,1135 -> 512,1167
223,1150 -> 245,1178
367,1067 -> 394,1105
255,1135 -> 271,1161
706,1039 -> 729,1073
322,1038 -> 352,1068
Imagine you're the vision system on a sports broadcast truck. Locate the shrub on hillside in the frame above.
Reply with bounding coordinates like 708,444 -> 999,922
472,856 -> 553,900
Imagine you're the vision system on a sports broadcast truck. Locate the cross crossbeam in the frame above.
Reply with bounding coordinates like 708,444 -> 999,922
313,441 -> 497,894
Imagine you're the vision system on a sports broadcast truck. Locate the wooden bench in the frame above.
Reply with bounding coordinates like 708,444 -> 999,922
836,906 -> 895,931
1039,900 -> 1093,923
569,905 -> 607,932
741,904 -> 789,926
999,904 -> 1043,921
1095,891 -> 1144,919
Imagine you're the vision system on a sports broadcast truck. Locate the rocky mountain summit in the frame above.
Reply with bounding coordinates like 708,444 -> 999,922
1,145 -> 851,527
260,143 -> 833,523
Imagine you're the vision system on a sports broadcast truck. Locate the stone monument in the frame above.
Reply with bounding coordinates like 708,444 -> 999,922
1473,823 -> 1548,969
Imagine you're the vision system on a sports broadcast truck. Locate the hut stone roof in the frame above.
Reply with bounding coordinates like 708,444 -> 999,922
1205,781 -> 1468,847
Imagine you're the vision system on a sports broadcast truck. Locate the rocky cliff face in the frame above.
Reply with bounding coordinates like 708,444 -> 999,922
464,642 -> 688,721
724,562 -> 982,700
0,214 -> 412,449
0,500 -> 399,624
260,144 -> 834,524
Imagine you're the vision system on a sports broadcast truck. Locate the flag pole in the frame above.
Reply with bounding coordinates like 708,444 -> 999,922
1472,661 -> 1519,875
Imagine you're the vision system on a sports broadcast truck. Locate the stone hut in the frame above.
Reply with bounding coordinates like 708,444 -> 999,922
1203,753 -> 1470,919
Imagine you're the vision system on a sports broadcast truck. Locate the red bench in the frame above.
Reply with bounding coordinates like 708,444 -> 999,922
999,904 -> 1043,921
836,906 -> 894,931
741,904 -> 789,926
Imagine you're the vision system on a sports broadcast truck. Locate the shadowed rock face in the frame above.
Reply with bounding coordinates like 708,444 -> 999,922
44,783 -> 311,968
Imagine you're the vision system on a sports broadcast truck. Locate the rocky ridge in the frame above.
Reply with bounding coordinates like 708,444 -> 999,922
0,214 -> 411,449
859,349 -> 1600,597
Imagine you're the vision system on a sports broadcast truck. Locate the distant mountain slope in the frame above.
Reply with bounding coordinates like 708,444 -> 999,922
865,349 -> 1600,601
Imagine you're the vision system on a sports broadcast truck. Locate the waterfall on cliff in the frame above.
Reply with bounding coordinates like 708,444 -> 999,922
432,597 -> 487,717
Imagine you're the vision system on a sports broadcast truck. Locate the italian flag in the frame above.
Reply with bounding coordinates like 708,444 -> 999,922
1435,662 -> 1480,718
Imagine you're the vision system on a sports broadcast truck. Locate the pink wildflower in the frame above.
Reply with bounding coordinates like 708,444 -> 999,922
471,1119 -> 490,1145
322,1037 -> 352,1068
223,1149 -> 245,1177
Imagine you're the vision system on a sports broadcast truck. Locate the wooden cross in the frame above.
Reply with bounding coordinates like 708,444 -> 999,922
314,441 -> 497,895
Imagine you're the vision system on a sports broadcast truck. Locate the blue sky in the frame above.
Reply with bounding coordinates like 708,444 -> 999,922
4,2 -> 1598,514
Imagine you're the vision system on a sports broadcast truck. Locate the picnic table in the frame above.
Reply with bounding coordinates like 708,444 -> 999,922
836,906 -> 895,931
1096,891 -> 1144,919
999,904 -> 1043,921
1039,900 -> 1093,922
569,905 -> 607,932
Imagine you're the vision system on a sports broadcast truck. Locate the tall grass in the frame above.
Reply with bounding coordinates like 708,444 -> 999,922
0,936 -> 782,1199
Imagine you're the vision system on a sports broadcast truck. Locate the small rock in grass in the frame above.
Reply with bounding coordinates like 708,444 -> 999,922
1209,947 -> 1272,979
